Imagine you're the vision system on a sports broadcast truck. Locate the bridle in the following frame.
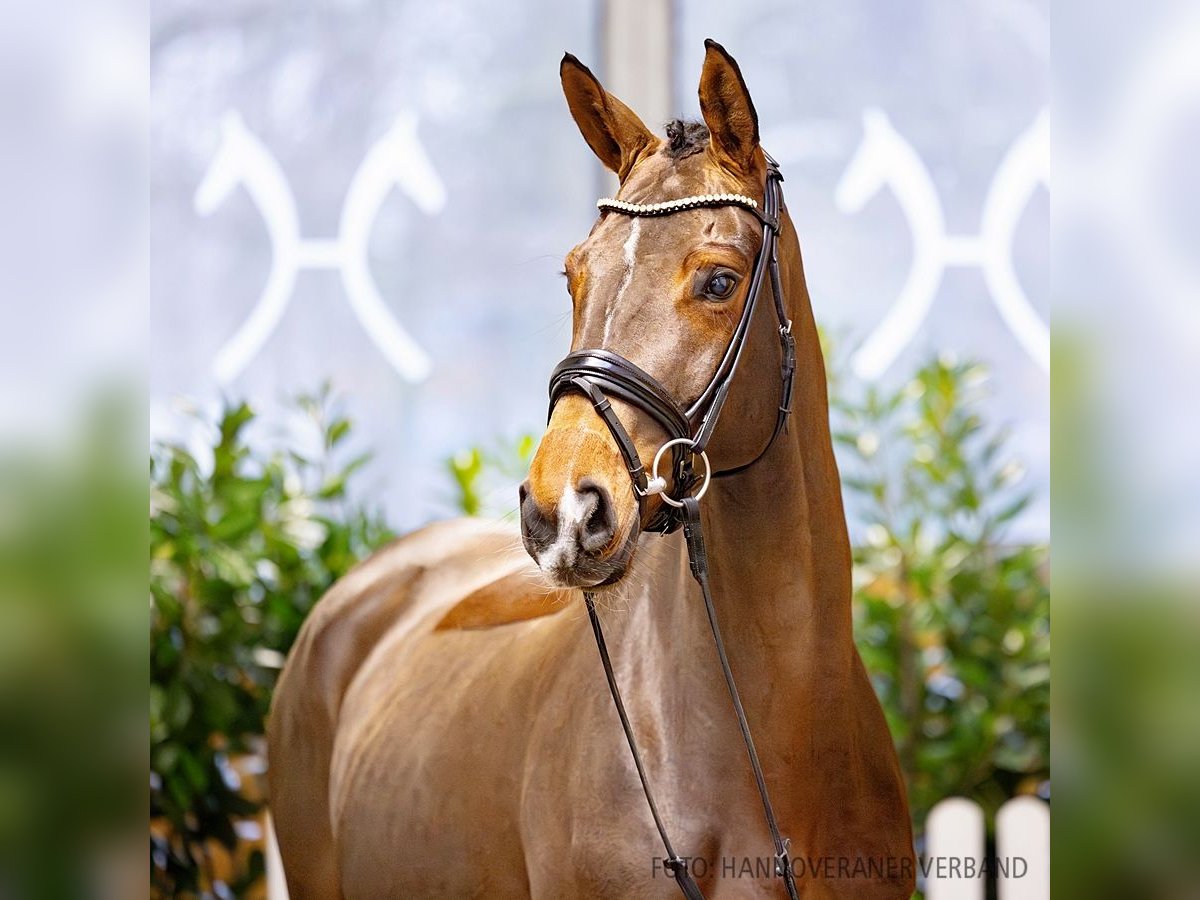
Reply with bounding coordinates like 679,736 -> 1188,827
545,152 -> 800,899
549,153 -> 795,536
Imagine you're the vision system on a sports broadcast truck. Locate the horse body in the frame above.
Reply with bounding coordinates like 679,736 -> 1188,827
270,41 -> 914,898
273,516 -> 909,899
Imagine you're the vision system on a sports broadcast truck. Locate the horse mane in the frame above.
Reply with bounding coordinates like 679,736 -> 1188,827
663,119 -> 709,158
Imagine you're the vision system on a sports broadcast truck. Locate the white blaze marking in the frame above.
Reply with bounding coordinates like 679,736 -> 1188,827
537,482 -> 598,575
539,218 -> 638,580
602,219 -> 640,344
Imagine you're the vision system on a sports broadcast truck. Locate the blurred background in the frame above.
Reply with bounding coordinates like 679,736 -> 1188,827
2,0 -> 1199,897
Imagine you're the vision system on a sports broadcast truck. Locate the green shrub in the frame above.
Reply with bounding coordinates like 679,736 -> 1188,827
149,391 -> 393,897
831,355 -> 1050,831
446,433 -> 536,518
1,393 -> 144,900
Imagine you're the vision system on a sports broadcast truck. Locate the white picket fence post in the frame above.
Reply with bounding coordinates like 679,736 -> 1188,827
925,797 -> 987,900
924,796 -> 1049,900
996,796 -> 1050,900
264,812 -> 290,900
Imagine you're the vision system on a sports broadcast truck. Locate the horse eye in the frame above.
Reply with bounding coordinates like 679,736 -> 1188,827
704,271 -> 738,300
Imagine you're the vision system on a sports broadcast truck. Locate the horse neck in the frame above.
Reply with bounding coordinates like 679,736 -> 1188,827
707,212 -> 855,676
625,210 -> 857,724
585,214 -> 910,856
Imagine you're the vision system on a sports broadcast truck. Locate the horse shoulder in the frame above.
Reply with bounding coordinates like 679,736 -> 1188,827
275,518 -> 522,723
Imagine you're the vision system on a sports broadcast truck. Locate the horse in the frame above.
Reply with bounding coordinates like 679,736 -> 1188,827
268,41 -> 915,898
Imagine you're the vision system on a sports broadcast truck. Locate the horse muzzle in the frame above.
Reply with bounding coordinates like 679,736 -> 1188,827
518,477 -> 640,588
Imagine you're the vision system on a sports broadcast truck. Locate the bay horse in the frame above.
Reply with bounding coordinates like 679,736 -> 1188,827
269,41 -> 915,898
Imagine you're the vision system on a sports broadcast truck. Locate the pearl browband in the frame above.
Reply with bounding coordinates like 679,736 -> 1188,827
597,192 -> 759,217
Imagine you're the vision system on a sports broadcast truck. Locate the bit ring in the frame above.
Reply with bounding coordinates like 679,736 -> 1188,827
645,438 -> 711,508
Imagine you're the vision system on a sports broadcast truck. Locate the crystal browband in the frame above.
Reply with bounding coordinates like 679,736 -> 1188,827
596,193 -> 759,217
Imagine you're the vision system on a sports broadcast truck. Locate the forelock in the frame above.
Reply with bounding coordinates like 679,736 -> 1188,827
663,120 -> 709,159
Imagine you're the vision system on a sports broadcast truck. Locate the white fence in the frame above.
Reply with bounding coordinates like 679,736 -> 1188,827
925,796 -> 1050,900
265,796 -> 1049,899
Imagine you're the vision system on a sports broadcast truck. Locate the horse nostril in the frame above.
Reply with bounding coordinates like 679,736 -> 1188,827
575,480 -> 616,554
519,480 -> 556,550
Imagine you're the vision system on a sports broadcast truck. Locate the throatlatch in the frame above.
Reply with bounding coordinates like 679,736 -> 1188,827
548,154 -> 801,900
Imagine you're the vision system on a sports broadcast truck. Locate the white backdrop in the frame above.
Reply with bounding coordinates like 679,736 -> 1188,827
151,0 -> 1049,538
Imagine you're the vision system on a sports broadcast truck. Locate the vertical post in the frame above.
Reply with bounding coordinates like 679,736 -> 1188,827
602,0 -> 673,126
996,796 -> 1050,900
265,812 -> 290,900
925,797 -> 986,900
599,0 -> 674,191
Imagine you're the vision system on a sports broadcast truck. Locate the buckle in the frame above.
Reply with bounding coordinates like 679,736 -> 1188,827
664,856 -> 689,878
775,838 -> 792,877
639,476 -> 668,497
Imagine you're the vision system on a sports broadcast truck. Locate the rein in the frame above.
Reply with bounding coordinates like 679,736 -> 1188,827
546,154 -> 800,899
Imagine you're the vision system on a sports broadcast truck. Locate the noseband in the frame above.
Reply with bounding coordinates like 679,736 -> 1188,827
545,154 -> 801,899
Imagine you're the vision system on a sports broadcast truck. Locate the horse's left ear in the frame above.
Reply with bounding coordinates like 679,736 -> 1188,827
698,39 -> 761,175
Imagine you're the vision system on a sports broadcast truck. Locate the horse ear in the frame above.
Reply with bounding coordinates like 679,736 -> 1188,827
561,53 -> 657,182
698,39 -> 761,175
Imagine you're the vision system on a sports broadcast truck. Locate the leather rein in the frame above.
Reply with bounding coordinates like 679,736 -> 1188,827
546,153 -> 800,899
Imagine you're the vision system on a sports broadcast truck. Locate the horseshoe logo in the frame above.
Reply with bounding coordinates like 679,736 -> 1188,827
836,108 -> 1050,379
194,110 -> 446,384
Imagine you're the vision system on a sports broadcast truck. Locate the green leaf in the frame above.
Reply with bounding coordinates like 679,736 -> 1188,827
328,418 -> 351,446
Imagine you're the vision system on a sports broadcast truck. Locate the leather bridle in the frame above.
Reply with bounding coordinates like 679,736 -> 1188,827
549,153 -> 795,536
545,153 -> 801,899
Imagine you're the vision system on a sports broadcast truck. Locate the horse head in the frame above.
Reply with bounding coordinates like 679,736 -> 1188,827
519,42 -> 799,589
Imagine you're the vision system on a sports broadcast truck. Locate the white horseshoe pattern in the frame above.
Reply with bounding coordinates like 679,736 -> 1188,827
836,108 -> 1050,379
194,110 -> 447,384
